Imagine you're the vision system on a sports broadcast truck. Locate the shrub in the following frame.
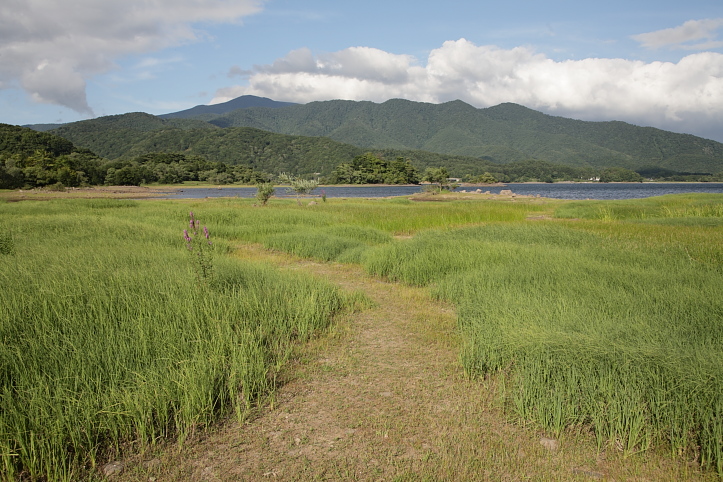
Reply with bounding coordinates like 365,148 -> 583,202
256,182 -> 275,206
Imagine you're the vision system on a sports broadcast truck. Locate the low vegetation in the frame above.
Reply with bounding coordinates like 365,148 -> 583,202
1,192 -> 721,479
224,193 -> 722,475
359,194 -> 723,474
278,172 -> 320,205
0,199 -> 359,480
366,221 -> 721,470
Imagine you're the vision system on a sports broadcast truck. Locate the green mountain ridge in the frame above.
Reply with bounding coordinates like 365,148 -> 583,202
198,98 -> 723,173
47,114 -> 364,176
16,96 -> 721,176
36,113 -> 507,177
3,120 -> 720,188
1,121 -> 508,187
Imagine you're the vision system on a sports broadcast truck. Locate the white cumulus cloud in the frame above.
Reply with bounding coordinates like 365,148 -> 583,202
632,18 -> 723,50
213,38 -> 723,140
0,0 -> 264,115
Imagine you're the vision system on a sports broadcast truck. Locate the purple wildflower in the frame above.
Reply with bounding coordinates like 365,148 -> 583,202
183,229 -> 193,251
203,226 -> 210,239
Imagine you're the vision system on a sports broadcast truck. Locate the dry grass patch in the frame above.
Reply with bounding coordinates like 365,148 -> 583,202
0,185 -> 176,201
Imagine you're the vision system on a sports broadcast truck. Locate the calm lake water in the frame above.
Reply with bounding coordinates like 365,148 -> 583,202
161,183 -> 723,201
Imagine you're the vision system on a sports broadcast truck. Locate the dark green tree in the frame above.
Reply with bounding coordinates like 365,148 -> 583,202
468,172 -> 498,184
329,153 -> 419,184
422,167 -> 456,191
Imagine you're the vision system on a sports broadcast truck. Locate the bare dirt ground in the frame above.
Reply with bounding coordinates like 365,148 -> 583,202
114,245 -> 712,481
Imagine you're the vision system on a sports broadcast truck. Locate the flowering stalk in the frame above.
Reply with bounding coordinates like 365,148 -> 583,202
183,211 -> 213,286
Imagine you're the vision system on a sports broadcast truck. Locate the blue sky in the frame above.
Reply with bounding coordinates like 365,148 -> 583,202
1,0 -> 722,140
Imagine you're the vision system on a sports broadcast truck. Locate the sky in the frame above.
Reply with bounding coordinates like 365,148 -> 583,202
1,1 -> 722,141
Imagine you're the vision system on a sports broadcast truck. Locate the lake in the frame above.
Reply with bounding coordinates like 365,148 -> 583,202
161,182 -> 723,201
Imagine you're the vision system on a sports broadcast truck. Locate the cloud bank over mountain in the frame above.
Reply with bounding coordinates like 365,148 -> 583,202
2,4 -> 722,142
214,35 -> 723,141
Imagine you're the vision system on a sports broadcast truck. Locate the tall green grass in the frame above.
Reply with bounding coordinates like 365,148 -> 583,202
203,194 -> 721,473
5,193 -> 720,477
192,196 -> 541,240
317,198 -> 544,234
197,194 -> 723,474
263,225 -> 392,262
0,199 -> 353,480
164,197 -> 543,263
362,209 -> 723,473
555,193 -> 723,223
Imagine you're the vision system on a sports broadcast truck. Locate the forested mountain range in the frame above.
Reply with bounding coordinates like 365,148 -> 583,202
3,118 -> 721,189
1,121 -> 515,189
48,113 -> 361,175
195,98 -> 723,174
14,95 -> 723,178
45,113 -> 510,177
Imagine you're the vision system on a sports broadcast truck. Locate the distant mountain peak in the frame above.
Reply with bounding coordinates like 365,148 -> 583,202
160,95 -> 297,119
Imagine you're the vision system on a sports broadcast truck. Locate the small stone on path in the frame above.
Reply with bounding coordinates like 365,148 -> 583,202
103,461 -> 124,476
540,437 -> 559,451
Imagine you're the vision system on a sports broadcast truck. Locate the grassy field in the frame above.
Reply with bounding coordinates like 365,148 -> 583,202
0,199 -> 359,480
0,192 -> 721,479
362,194 -> 723,473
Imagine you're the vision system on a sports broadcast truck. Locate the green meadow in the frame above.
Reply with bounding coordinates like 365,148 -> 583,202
0,192 -> 721,479
0,198 -> 359,480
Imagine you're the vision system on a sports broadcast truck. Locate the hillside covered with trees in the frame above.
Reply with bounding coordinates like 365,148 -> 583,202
0,123 -> 106,189
49,113 -> 362,176
8,94 -> 723,189
0,124 -> 271,189
194,98 -> 723,174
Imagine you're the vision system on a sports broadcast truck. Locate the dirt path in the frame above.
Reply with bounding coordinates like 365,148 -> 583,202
117,245 -> 710,481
